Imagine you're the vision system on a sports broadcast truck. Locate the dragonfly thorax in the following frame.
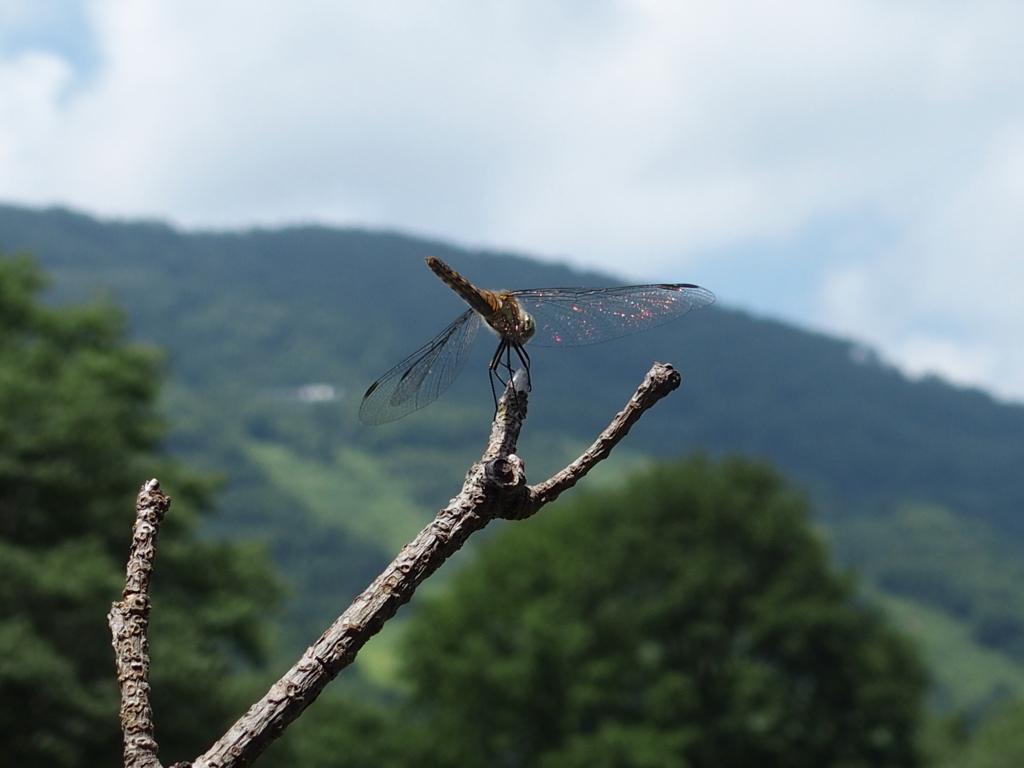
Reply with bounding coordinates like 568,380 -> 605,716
486,293 -> 536,346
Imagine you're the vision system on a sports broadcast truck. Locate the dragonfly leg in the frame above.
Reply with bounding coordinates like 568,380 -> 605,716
512,343 -> 530,374
489,340 -> 517,382
502,343 -> 515,381
489,370 -> 500,413
488,339 -> 511,413
487,340 -> 531,415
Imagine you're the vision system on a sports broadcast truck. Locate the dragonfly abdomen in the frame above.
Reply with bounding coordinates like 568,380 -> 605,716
426,257 -> 500,317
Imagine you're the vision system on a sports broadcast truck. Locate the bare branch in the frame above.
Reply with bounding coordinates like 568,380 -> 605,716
109,479 -> 171,768
179,363 -> 676,768
520,361 -> 681,515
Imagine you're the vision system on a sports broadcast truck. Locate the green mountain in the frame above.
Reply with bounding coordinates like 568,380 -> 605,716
2,203 -> 1023,708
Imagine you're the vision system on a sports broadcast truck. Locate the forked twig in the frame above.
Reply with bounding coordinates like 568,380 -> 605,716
110,363 -> 681,768
522,361 -> 680,515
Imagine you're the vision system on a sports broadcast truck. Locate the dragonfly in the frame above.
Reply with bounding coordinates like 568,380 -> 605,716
358,257 -> 716,425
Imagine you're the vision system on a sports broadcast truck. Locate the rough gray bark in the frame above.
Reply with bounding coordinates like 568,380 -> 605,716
108,479 -> 170,768
110,362 -> 681,768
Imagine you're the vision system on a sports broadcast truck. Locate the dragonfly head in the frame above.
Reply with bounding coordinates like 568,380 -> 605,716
521,311 -> 536,343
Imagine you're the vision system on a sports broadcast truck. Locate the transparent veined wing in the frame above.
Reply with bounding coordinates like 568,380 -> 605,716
359,309 -> 483,425
512,284 -> 716,347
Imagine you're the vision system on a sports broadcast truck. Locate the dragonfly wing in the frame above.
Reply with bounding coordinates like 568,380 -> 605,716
513,284 -> 716,347
359,309 -> 482,425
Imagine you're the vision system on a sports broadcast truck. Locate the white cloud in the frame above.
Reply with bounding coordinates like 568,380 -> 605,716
0,51 -> 76,195
2,0 -> 1024,399
895,337 -> 1001,390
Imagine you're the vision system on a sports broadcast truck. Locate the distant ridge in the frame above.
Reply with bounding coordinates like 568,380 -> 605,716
7,201 -> 1024,697
2,202 -> 1021,535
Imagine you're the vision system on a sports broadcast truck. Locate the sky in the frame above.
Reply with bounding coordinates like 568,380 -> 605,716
2,0 -> 1024,401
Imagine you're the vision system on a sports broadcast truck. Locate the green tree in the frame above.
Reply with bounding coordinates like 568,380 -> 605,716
927,702 -> 1024,768
402,456 -> 927,768
0,253 -> 279,767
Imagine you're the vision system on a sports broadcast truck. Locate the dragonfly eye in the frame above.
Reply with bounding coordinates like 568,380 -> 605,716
522,311 -> 536,342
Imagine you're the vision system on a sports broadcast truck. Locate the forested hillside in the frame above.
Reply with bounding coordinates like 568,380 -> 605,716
2,203 -> 1023,706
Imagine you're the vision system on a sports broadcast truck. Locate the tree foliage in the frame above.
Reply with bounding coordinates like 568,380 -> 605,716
401,456 -> 928,768
937,708 -> 1024,768
0,253 -> 280,767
